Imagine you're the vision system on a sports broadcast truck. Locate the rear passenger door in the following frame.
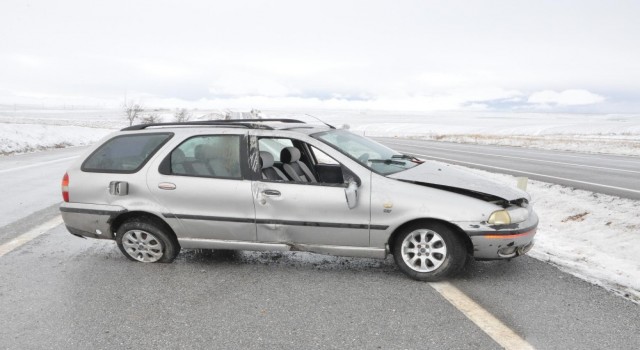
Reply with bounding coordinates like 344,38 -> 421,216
147,132 -> 257,242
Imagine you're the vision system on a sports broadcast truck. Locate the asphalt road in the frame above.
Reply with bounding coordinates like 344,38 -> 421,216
0,146 -> 84,228
375,138 -> 640,200
0,215 -> 638,349
1,145 -> 639,349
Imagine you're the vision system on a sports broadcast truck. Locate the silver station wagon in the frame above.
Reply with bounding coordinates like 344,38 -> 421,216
60,119 -> 538,281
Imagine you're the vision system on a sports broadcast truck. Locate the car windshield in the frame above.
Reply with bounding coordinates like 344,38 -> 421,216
313,130 -> 419,175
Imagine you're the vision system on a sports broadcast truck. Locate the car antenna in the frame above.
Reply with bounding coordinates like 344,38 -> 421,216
305,114 -> 336,129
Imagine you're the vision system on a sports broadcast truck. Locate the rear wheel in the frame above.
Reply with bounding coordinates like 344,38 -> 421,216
116,218 -> 179,263
392,222 -> 466,281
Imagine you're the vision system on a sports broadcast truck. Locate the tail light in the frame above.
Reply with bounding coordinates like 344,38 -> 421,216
62,172 -> 69,202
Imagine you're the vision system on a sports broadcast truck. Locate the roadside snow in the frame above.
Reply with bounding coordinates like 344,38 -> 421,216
461,166 -> 640,303
271,110 -> 640,156
0,123 -> 114,155
3,108 -> 639,156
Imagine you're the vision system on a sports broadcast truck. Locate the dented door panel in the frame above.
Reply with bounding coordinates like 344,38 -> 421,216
252,181 -> 371,246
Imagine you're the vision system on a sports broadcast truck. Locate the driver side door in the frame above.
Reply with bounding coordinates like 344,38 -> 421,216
251,134 -> 372,247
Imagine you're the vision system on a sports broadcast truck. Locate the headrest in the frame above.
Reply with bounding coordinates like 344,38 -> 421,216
201,144 -> 219,159
172,148 -> 186,163
280,147 -> 301,163
260,151 -> 274,168
194,144 -> 205,161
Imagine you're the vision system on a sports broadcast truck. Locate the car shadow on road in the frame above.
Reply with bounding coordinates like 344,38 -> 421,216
179,248 -> 396,272
178,248 -> 525,281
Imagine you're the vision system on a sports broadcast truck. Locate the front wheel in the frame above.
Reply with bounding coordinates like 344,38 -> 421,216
116,218 -> 179,263
392,222 -> 466,281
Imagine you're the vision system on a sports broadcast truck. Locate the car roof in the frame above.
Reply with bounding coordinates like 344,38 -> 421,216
119,119 -> 333,135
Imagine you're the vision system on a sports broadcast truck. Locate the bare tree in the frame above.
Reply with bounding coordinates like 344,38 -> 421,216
139,113 -> 162,124
123,101 -> 143,126
173,108 -> 192,122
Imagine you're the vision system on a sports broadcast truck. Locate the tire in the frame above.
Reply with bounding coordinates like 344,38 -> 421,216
392,222 -> 466,281
116,218 -> 179,263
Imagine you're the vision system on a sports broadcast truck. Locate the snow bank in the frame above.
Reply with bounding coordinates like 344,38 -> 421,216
0,123 -> 114,155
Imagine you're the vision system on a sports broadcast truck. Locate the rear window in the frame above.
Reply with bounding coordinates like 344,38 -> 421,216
82,133 -> 173,173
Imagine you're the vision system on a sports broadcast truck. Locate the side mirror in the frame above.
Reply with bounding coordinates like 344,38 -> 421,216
344,179 -> 359,209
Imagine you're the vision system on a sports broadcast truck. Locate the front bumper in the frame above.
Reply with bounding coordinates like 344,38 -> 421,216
456,210 -> 538,259
59,202 -> 127,240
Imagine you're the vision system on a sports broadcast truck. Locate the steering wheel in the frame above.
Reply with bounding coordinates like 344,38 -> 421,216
357,153 -> 370,163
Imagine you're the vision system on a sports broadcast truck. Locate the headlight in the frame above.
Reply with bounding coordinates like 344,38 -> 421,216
488,207 -> 529,225
508,207 -> 529,223
488,210 -> 511,225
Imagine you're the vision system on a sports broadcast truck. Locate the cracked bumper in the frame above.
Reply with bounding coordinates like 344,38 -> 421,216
456,210 -> 539,260
59,202 -> 127,240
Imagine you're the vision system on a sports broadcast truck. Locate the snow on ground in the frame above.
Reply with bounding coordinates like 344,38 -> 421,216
461,166 -> 640,303
271,110 -> 640,156
0,108 -> 123,155
3,107 -> 639,155
0,124 -> 114,155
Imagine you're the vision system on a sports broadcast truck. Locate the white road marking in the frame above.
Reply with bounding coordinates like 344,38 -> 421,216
0,156 -> 79,174
385,141 -> 640,174
395,150 -> 640,194
0,216 -> 63,257
430,281 -> 535,350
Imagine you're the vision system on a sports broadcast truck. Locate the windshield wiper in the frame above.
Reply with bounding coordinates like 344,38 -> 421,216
367,159 -> 407,166
392,153 -> 424,164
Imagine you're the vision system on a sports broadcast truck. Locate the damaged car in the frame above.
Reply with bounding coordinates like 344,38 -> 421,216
60,119 -> 538,281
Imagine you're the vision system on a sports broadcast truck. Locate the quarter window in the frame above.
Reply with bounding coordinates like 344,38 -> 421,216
82,133 -> 172,173
311,146 -> 339,165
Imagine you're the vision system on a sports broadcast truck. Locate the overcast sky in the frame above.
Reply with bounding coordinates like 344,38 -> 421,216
1,0 -> 639,112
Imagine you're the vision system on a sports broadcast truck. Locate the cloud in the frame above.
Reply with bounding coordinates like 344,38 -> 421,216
1,1 -> 637,112
527,89 -> 605,106
208,72 -> 297,98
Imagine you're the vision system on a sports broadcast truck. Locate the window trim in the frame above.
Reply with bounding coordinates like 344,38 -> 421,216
81,132 -> 174,174
158,134 -> 246,180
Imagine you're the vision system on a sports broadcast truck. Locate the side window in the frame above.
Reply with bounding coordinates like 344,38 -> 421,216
311,146 -> 339,165
258,138 -> 293,161
170,135 -> 241,179
82,133 -> 172,173
257,137 -> 348,185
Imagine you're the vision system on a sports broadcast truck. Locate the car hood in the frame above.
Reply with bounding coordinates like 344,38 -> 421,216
388,161 -> 529,202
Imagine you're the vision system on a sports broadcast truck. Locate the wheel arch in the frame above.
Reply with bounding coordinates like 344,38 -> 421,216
387,218 -> 473,256
111,211 -> 179,247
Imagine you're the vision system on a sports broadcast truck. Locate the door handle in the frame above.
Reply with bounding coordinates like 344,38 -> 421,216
261,189 -> 281,197
158,182 -> 176,190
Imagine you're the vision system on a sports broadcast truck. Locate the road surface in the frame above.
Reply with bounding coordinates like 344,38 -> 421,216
376,138 -> 640,200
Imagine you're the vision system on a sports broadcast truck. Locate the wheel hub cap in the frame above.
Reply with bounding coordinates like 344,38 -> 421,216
122,229 -> 163,263
400,229 -> 447,273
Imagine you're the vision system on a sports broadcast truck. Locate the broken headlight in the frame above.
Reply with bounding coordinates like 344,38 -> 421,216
488,207 -> 529,225
488,210 -> 511,225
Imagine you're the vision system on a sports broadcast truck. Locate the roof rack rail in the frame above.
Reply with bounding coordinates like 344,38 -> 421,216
221,118 -> 306,123
120,118 -> 306,131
